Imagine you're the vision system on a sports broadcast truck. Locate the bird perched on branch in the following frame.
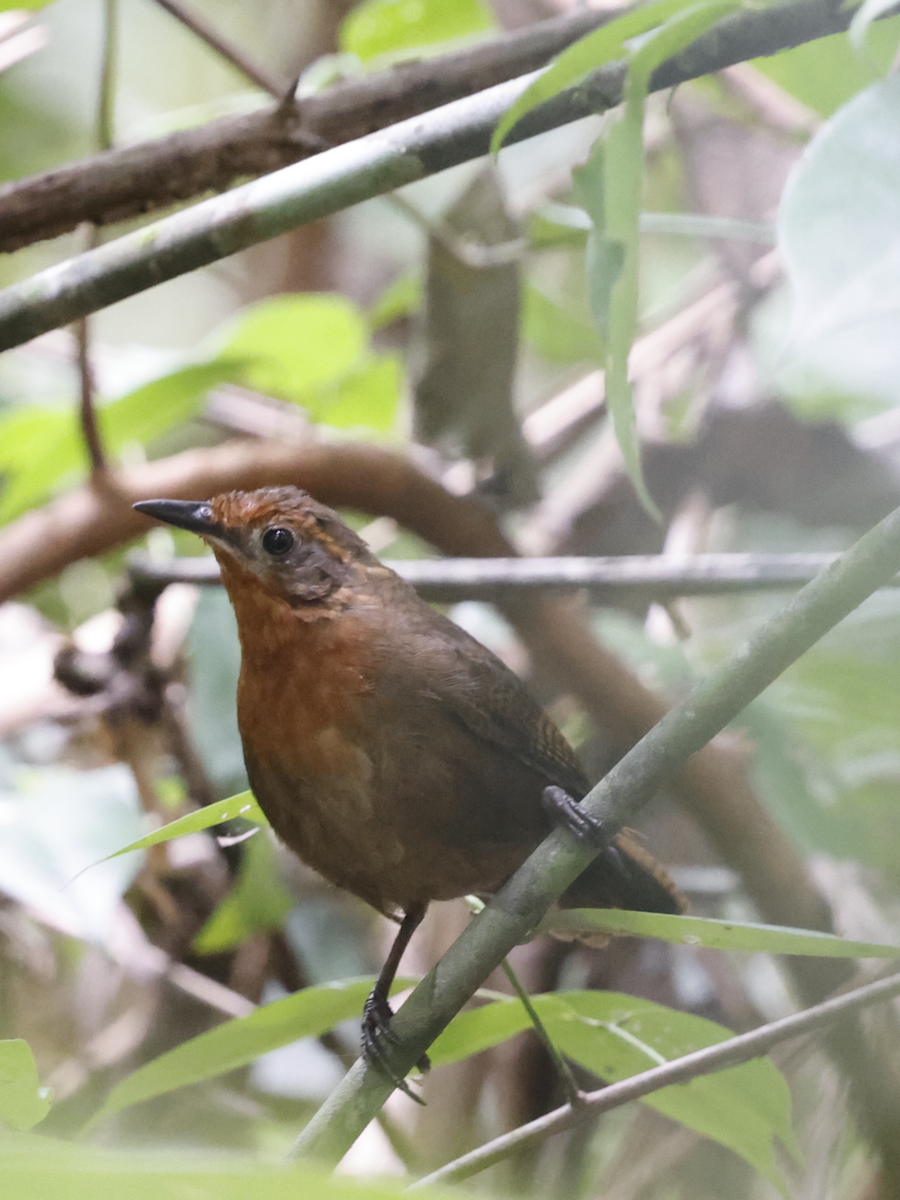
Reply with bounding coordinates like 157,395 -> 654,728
134,487 -> 683,1092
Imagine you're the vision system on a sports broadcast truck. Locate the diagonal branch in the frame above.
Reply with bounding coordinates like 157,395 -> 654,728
151,0 -> 287,99
291,498 -> 900,1164
0,6 -> 619,252
0,0 -> 877,350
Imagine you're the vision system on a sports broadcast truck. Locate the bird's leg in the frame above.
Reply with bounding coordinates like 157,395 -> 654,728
362,903 -> 428,1103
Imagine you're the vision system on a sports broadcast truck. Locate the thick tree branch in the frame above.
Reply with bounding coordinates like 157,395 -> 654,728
0,6 -> 616,253
0,0 -> 873,349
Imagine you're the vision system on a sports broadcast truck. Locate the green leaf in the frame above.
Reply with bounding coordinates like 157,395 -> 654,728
567,0 -> 736,519
0,1041 -> 51,1132
0,1137 -> 451,1200
0,361 -> 242,525
91,978 -> 414,1120
521,286 -> 602,363
537,909 -> 900,958
218,294 -> 367,403
100,361 -> 244,448
193,829 -> 294,954
490,0 -> 710,155
573,141 -> 622,353
310,352 -> 402,432
340,0 -> 495,62
754,17 -> 900,116
576,92 -> 656,516
778,76 -> 900,410
550,992 -> 798,1190
104,792 -> 266,861
369,273 -> 422,329
0,407 -> 78,525
429,995 -> 539,1067
434,991 -> 796,1190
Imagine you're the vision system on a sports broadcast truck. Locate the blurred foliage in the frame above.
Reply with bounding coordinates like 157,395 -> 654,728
2,0 -> 900,1197
340,0 -> 496,62
778,75 -> 900,412
0,1041 -> 51,1132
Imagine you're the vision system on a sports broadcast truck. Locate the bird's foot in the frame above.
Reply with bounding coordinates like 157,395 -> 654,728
362,990 -> 430,1105
543,786 -> 638,887
542,785 -> 607,847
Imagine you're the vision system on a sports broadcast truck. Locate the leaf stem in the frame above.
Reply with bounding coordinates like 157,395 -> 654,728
500,958 -> 583,1107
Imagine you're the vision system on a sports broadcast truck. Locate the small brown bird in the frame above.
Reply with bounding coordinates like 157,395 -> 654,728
134,488 -> 682,1086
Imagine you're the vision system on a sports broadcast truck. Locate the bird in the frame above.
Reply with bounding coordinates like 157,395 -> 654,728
134,487 -> 684,1092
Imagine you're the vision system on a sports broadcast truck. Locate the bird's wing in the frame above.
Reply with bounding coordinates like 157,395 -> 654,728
409,606 -> 590,798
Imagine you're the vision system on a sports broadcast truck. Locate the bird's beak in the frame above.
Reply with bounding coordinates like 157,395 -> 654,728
133,498 -> 223,539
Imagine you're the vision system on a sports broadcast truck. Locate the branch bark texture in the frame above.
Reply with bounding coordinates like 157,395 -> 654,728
0,0 -> 870,350
0,7 -> 616,253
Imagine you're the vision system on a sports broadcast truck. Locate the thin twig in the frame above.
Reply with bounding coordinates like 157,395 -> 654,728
125,551 -> 899,601
500,957 -> 584,1108
98,0 -> 118,152
72,0 -> 116,476
152,0 -> 286,99
74,315 -> 107,476
410,968 -> 900,1188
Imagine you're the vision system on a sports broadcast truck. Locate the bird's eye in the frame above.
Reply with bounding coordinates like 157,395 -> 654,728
262,526 -> 294,556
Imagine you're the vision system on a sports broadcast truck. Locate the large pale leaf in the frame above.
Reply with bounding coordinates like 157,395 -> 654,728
778,76 -> 900,408
0,766 -> 144,944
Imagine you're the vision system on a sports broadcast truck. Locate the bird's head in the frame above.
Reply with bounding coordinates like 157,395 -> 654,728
134,487 -> 375,613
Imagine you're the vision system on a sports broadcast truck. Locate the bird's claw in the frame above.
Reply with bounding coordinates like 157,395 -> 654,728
542,785 -> 606,847
362,991 -> 430,1105
543,787 -> 639,887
